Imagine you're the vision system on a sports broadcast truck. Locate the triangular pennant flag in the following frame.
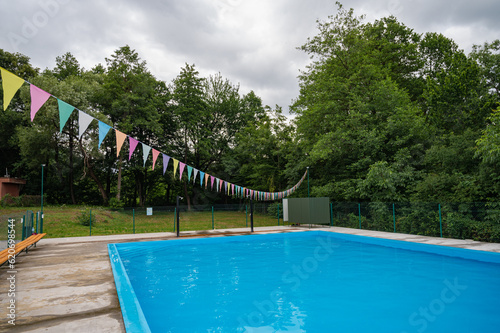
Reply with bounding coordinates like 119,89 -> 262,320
57,99 -> 74,133
193,168 -> 199,183
128,137 -> 139,161
179,162 -> 186,180
152,149 -> 160,170
205,173 -> 209,188
187,166 -> 193,181
210,176 -> 215,189
98,121 -> 112,148
142,143 -> 152,167
30,84 -> 52,121
232,184 -> 235,196
162,154 -> 170,175
173,159 -> 179,177
224,181 -> 228,194
219,179 -> 223,192
199,171 -> 205,187
116,130 -> 127,157
1,68 -> 25,111
78,110 -> 94,139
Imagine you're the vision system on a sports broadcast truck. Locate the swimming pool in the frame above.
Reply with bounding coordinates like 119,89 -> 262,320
108,231 -> 500,332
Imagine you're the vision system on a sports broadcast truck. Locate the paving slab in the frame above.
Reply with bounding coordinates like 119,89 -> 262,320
1,226 -> 499,332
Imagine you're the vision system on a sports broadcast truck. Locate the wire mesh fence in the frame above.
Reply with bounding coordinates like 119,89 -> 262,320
69,202 -> 285,236
2,201 -> 499,243
331,202 -> 500,243
0,210 -> 39,249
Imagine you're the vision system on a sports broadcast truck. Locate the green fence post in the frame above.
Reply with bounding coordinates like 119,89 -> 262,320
89,209 -> 92,236
278,204 -> 280,226
133,209 -> 135,234
439,204 -> 443,238
22,215 -> 26,240
35,212 -> 38,234
173,208 -> 176,232
246,205 -> 248,227
393,203 -> 396,233
358,203 -> 361,229
330,203 -> 333,227
212,206 -> 214,230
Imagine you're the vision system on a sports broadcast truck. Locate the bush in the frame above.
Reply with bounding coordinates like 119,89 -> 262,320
77,208 -> 97,226
109,198 -> 125,210
0,193 -> 17,207
267,202 -> 283,218
0,194 -> 42,207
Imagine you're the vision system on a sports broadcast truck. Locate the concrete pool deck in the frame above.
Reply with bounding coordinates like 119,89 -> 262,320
1,226 -> 499,332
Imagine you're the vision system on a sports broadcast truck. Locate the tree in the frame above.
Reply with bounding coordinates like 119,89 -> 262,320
292,3 -> 427,201
476,108 -> 500,163
53,52 -> 81,80
97,45 -> 169,206
227,106 -> 293,193
471,39 -> 500,102
0,50 -> 38,177
423,50 -> 495,133
14,69 -> 106,204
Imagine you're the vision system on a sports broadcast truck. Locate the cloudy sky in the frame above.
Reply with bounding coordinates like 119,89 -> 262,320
1,0 -> 499,113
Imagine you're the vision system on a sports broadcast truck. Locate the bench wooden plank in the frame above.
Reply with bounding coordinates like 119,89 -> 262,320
0,233 -> 46,266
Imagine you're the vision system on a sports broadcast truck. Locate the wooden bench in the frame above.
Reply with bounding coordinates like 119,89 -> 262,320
0,233 -> 46,266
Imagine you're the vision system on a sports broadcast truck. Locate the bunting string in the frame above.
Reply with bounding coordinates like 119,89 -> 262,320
0,65 -> 308,201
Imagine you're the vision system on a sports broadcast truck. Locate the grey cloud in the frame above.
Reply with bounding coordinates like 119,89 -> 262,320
1,0 -> 498,113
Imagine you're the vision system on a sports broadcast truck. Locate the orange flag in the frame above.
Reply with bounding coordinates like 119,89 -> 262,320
115,130 -> 127,157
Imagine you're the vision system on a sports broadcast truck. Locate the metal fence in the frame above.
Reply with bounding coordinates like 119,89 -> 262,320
330,202 -> 500,243
78,203 -> 285,236
0,210 -> 41,249
3,202 -> 499,243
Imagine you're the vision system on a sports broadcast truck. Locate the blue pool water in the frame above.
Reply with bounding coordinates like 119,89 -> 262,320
108,231 -> 500,332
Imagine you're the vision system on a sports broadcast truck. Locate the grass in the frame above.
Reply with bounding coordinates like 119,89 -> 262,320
0,205 -> 284,239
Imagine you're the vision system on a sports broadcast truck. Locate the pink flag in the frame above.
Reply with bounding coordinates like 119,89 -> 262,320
179,162 -> 186,180
30,84 -> 51,121
152,149 -> 160,170
129,137 -> 139,161
210,175 -> 215,189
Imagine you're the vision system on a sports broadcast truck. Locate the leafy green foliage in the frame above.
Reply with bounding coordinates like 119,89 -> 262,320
1,2 -> 500,222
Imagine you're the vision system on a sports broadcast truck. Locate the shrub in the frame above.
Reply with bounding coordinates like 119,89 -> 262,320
109,198 -> 125,210
77,208 -> 97,226
267,202 -> 283,218
0,194 -> 19,207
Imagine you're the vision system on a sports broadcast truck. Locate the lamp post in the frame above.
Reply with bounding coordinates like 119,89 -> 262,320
307,166 -> 310,198
41,164 -> 45,233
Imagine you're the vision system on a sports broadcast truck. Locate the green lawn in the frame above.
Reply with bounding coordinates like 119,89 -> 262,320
0,206 -> 283,238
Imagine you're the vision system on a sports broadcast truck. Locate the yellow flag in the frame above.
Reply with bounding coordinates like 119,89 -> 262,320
1,68 -> 25,111
115,130 -> 127,157
173,159 -> 179,177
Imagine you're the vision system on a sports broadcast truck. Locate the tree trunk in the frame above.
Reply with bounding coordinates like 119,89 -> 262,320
184,128 -> 191,210
166,183 -> 170,205
79,141 -> 108,204
116,155 -> 123,202
183,180 -> 191,211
